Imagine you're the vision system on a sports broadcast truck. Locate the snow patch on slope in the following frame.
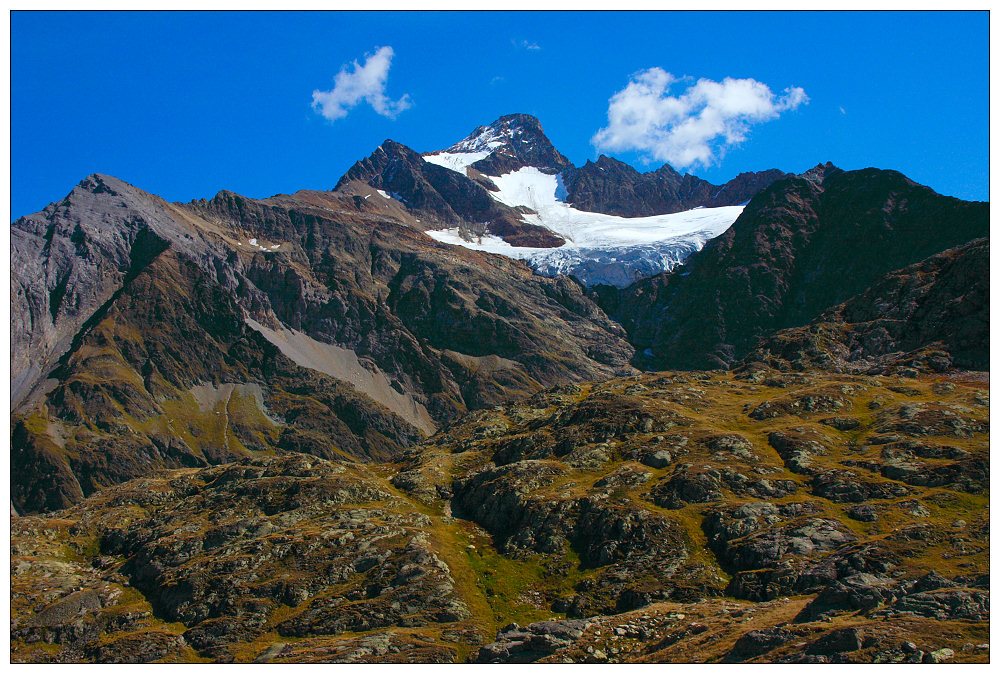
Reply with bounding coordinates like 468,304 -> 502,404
241,237 -> 283,252
423,150 -> 490,174
426,165 -> 743,287
424,121 -> 520,174
426,225 -> 724,288
451,124 -> 509,154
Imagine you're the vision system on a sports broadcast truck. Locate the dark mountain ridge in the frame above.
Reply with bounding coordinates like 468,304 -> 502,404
744,236 -> 989,374
596,165 -> 989,371
562,154 -> 793,217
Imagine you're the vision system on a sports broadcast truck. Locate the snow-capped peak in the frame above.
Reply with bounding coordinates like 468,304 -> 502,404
423,120 -> 519,173
423,113 -> 571,177
445,113 -> 541,156
420,113 -> 748,287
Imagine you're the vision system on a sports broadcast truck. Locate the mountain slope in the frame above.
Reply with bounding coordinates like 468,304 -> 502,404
10,174 -> 636,513
744,237 -> 989,374
11,174 -> 227,409
600,165 -> 990,370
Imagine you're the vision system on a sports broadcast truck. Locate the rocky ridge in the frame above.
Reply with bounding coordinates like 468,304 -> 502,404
597,165 -> 990,370
561,154 -> 791,217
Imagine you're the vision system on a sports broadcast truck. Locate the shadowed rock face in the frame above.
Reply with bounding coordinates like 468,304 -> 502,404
562,154 -> 791,217
10,173 -> 636,514
597,166 -> 989,371
336,139 -> 515,226
744,237 -> 989,374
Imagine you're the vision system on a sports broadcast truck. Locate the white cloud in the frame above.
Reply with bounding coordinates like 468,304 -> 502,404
312,46 -> 412,122
592,68 -> 808,168
513,39 -> 541,51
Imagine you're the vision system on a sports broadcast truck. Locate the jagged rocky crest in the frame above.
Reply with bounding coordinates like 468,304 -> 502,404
562,155 -> 792,217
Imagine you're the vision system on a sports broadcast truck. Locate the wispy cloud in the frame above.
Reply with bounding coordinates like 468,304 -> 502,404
513,38 -> 541,51
312,46 -> 412,122
839,106 -> 847,115
592,68 -> 808,168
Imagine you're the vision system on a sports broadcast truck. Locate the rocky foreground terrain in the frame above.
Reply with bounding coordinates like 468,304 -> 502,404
11,367 -> 989,663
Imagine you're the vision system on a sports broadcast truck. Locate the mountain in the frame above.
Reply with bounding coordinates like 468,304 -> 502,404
598,164 -> 990,370
10,173 -> 635,514
406,114 -> 790,286
10,125 -> 989,515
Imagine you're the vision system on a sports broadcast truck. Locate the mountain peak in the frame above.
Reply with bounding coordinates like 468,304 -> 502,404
494,112 -> 543,127
799,161 -> 843,185
76,173 -> 126,197
427,113 -> 573,177
449,113 -> 545,154
377,138 -> 418,157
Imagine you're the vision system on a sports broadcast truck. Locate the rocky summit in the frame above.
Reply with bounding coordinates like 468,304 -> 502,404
9,113 -> 989,663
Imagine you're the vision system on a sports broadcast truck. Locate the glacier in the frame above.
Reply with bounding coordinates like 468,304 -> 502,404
425,165 -> 743,288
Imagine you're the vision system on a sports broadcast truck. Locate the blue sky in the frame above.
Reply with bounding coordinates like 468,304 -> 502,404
10,10 -> 989,219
